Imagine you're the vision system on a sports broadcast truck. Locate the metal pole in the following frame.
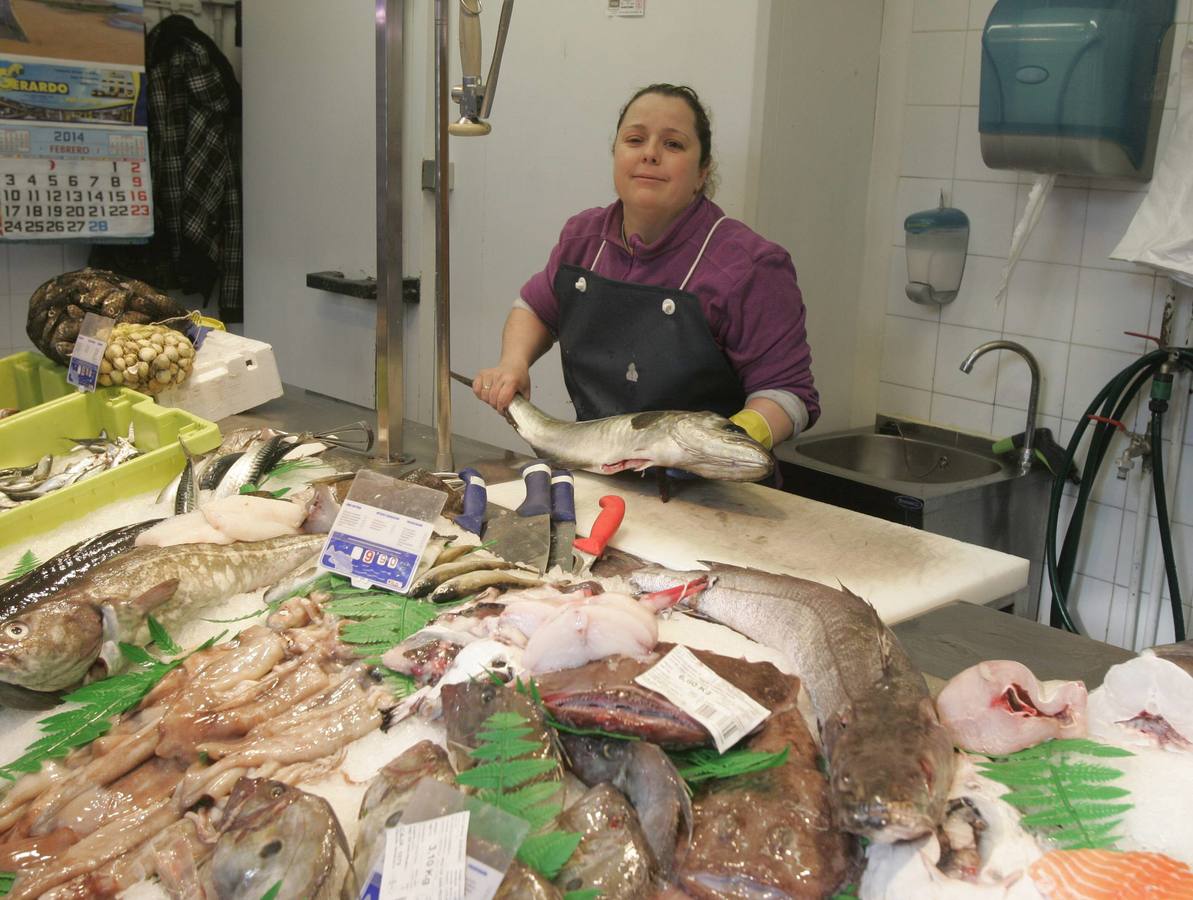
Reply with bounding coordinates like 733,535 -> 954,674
434,0 -> 454,472
374,0 -> 405,463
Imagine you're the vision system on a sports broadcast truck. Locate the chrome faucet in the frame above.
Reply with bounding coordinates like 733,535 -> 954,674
960,340 -> 1040,475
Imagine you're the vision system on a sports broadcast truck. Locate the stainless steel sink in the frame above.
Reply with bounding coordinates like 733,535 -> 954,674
794,433 -> 1002,484
776,416 -> 1050,620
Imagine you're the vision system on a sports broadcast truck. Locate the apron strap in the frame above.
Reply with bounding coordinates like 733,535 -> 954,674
678,215 -> 727,291
589,239 -> 609,270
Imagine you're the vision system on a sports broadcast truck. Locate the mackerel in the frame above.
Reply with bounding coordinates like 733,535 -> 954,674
0,534 -> 324,692
450,372 -> 772,482
631,563 -> 955,843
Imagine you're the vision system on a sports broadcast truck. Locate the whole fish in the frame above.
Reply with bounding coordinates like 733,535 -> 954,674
552,783 -> 657,899
450,372 -> 772,482
409,554 -> 521,598
536,645 -> 793,748
0,534 -> 324,692
441,680 -> 562,781
631,564 -> 955,843
561,734 -> 692,879
429,569 -> 544,603
0,520 -> 160,621
208,777 -> 347,900
679,693 -> 851,898
212,435 -> 294,500
348,741 -> 456,894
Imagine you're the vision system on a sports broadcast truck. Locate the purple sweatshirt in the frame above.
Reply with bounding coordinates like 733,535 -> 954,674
519,195 -> 819,430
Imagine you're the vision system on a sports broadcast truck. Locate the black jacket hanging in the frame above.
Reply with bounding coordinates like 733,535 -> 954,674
91,14 -> 244,323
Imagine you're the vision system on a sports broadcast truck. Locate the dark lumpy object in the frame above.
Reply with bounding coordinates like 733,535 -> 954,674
26,268 -> 191,365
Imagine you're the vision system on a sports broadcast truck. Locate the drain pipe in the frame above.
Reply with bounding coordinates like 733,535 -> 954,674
1136,278 -> 1192,648
433,0 -> 453,473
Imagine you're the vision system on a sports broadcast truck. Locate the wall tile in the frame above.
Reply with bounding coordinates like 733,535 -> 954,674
886,250 -> 940,321
0,246 -> 9,296
954,107 -> 1016,183
934,323 -> 1002,401
1063,345 -> 1139,421
1117,508 -> 1154,589
993,405 -> 1059,441
1164,25 -> 1190,110
992,334 -> 1068,419
960,29 -> 983,107
893,177 -> 952,247
1082,189 -> 1152,273
881,315 -> 940,389
1179,0 -> 1190,24
1005,261 -> 1078,342
1085,435 -> 1129,509
907,33 -> 967,105
1071,500 -> 1125,583
951,180 -> 1016,258
61,243 -> 91,271
968,0 -> 997,29
1072,268 -> 1156,354
901,106 -> 960,178
914,0 -> 969,31
1067,575 -> 1116,643
940,254 -> 1006,331
929,392 -> 994,434
8,295 -> 29,350
878,381 -> 933,421
1173,443 -> 1193,525
9,244 -> 63,298
1014,185 -> 1088,266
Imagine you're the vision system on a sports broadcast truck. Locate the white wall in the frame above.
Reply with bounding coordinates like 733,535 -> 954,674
865,0 -> 1193,647
754,0 -> 883,435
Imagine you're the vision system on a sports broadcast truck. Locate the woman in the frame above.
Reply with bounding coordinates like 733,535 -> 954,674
474,83 -> 817,453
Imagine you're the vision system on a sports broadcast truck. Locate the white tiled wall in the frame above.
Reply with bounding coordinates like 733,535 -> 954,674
881,0 -> 1193,648
0,244 -> 93,358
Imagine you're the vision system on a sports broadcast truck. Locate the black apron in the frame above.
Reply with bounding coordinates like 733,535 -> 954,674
555,218 -> 744,422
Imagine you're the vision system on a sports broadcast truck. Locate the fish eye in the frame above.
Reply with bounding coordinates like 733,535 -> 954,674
3,622 -> 27,639
259,839 -> 283,858
724,422 -> 747,436
269,784 -> 284,799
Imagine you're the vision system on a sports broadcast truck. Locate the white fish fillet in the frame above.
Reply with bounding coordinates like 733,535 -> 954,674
1088,654 -> 1193,748
136,495 -> 308,547
935,660 -> 1087,755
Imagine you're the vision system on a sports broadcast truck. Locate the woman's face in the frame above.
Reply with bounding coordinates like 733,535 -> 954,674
613,93 -> 707,227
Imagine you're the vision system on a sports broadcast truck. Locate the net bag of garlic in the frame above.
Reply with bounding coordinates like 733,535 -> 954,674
99,321 -> 196,394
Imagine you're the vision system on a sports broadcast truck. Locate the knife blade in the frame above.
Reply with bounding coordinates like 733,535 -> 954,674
572,494 -> 626,575
481,460 -> 552,572
547,469 -> 576,572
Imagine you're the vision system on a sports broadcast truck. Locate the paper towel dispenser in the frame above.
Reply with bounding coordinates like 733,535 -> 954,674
979,0 -> 1176,180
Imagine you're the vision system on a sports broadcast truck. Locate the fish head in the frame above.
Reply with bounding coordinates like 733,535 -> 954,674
662,412 -> 774,482
212,777 -> 346,899
825,691 -> 954,843
0,596 -> 104,692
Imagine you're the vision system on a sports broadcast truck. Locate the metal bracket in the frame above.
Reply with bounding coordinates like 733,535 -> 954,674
305,271 -> 420,304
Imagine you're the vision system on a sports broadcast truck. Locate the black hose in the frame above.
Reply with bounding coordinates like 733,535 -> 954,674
1150,410 -> 1186,642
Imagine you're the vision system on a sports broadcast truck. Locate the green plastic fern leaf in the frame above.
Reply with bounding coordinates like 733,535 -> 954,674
2,550 -> 39,583
0,870 -> 13,895
517,831 -> 584,881
670,746 -> 790,785
977,738 -> 1134,850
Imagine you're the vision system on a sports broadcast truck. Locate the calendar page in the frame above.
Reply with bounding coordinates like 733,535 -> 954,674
0,123 -> 152,240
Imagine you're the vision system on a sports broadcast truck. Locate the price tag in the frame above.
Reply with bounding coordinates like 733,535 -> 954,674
0,123 -> 152,240
378,811 -> 470,900
635,645 -> 770,753
66,312 -> 114,392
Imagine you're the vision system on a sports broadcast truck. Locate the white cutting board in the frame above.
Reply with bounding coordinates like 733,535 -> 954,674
487,472 -> 1028,625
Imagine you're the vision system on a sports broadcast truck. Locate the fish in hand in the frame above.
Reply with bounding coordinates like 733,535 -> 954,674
450,371 -> 772,482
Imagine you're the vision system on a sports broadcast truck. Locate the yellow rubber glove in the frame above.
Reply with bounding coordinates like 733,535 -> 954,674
730,408 -> 773,450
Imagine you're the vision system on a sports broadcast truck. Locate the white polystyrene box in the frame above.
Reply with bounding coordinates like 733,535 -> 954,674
155,329 -> 283,422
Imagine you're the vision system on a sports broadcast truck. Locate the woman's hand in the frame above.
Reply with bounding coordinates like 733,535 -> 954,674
473,363 -> 530,413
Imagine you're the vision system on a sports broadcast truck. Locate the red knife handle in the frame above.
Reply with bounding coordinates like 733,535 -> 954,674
574,495 -> 625,557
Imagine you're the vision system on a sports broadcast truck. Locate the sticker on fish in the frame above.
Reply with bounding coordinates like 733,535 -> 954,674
319,469 -> 447,593
360,778 -> 530,900
635,644 -> 772,753
66,312 -> 115,392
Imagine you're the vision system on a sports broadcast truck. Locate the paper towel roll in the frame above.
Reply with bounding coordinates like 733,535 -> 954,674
996,173 -> 1057,304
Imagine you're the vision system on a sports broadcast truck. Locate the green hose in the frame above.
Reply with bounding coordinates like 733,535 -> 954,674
1044,348 -> 1191,636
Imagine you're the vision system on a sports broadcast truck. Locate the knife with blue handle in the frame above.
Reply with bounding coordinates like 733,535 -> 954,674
481,460 -> 553,572
453,467 -> 486,536
548,469 -> 577,571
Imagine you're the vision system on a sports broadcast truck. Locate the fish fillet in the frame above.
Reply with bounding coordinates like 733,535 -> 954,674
1029,849 -> 1193,899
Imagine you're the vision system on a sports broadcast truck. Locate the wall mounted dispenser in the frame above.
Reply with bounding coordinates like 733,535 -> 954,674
904,202 -> 970,306
979,0 -> 1176,180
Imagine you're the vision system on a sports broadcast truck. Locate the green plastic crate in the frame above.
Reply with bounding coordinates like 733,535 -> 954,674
0,351 -> 71,416
0,386 -> 221,547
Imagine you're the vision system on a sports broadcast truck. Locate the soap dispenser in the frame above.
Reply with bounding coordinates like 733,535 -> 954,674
904,201 -> 970,306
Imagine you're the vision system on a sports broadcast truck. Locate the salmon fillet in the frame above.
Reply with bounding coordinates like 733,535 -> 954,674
1030,849 -> 1193,899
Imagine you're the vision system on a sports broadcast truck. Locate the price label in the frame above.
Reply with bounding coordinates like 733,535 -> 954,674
378,811 -> 470,900
635,645 -> 771,753
66,312 -> 114,392
0,123 -> 152,240
320,499 -> 435,593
